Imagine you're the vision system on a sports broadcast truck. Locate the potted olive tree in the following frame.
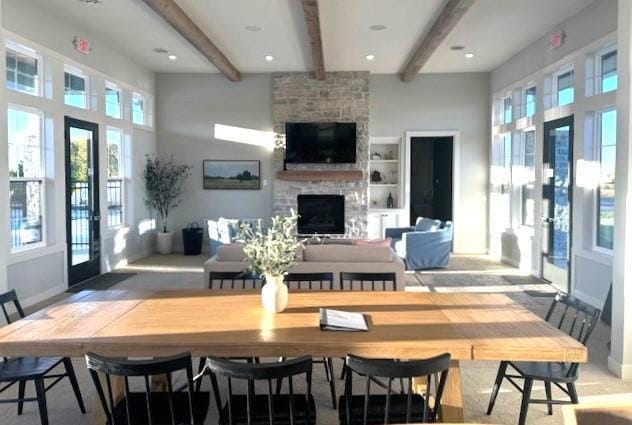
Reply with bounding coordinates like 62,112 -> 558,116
143,155 -> 191,254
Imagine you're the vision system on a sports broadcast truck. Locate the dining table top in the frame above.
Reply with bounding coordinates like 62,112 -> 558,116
0,289 -> 587,363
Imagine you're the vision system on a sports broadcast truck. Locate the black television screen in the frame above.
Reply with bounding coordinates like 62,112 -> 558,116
285,122 -> 356,164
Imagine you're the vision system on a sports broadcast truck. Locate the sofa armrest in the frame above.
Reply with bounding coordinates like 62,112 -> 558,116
385,226 -> 414,240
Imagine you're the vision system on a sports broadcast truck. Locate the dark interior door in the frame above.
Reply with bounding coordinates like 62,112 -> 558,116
410,137 -> 453,225
542,115 -> 574,292
65,117 -> 100,285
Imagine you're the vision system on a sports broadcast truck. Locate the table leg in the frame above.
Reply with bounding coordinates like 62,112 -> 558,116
92,374 -> 124,424
440,360 -> 464,423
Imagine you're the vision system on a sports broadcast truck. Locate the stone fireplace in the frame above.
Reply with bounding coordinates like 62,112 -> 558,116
271,72 -> 370,237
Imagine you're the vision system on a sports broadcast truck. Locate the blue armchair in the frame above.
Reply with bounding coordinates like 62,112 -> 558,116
207,218 -> 260,256
385,219 -> 453,270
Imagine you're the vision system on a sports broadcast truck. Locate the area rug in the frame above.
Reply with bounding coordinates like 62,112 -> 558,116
66,272 -> 136,293
502,274 -> 549,286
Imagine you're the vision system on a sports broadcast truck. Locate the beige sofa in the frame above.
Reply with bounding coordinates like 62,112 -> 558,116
203,243 -> 407,291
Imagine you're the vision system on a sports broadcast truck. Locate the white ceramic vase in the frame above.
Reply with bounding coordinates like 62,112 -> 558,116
261,274 -> 288,313
156,231 -> 174,254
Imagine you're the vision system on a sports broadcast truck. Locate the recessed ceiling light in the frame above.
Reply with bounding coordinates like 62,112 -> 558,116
245,25 -> 262,32
264,55 -> 274,62
450,45 -> 465,51
465,52 -> 475,59
168,54 -> 177,61
365,54 -> 375,61
369,24 -> 387,31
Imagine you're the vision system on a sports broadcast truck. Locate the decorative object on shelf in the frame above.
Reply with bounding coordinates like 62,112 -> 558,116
387,192 -> 394,209
371,170 -> 383,183
385,150 -> 394,160
143,155 -> 192,254
371,152 -> 382,160
203,160 -> 261,190
238,211 -> 304,313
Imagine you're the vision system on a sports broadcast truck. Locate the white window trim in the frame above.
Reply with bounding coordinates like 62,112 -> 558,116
593,106 -> 616,255
105,81 -> 122,120
63,64 -> 90,110
522,84 -> 537,118
106,126 -> 126,229
595,43 -> 617,96
520,127 -> 537,228
7,104 -> 47,253
503,95 -> 513,124
5,40 -> 43,97
552,65 -> 575,108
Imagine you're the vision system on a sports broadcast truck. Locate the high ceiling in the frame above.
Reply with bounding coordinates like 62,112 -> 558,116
30,0 -> 597,75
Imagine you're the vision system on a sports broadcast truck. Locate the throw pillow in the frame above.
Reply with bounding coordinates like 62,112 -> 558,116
352,238 -> 392,247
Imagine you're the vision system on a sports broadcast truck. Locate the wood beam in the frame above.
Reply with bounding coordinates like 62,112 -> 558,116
400,0 -> 476,81
301,0 -> 325,80
141,0 -> 241,81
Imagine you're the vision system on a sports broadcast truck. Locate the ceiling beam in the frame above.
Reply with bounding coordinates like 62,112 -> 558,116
400,0 -> 476,81
141,0 -> 241,81
301,0 -> 325,80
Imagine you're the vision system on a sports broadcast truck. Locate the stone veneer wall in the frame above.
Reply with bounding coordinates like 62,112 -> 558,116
272,72 -> 370,236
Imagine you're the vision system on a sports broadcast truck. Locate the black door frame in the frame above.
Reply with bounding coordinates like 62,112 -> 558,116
64,117 -> 101,285
542,115 -> 574,292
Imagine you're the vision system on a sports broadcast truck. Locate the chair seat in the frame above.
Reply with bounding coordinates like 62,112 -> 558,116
112,391 -> 210,425
339,394 -> 430,424
220,394 -> 316,425
0,356 -> 64,381
509,361 -> 574,381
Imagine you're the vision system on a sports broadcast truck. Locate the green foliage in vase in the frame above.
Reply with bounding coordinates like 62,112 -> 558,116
143,155 -> 191,233
238,211 -> 304,277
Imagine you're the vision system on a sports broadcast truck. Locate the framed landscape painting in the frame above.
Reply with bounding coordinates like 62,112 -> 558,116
203,160 -> 261,190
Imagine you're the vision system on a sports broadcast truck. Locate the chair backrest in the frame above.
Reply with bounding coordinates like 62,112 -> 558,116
209,271 -> 262,290
545,293 -> 601,376
85,352 -> 197,425
0,289 -> 25,324
340,272 -> 397,291
284,272 -> 334,291
343,353 -> 451,424
205,356 -> 313,425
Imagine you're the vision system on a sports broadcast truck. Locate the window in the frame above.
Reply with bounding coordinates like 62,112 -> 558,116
107,128 -> 124,227
524,86 -> 536,118
503,97 -> 512,124
105,82 -> 121,119
7,107 -> 45,250
596,109 -> 616,250
521,130 -> 536,226
600,50 -> 617,93
6,44 -> 40,95
64,67 -> 88,109
557,70 -> 574,106
132,93 -> 145,126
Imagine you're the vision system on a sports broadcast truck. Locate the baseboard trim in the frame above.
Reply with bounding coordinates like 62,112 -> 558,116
21,283 -> 67,309
607,356 -> 632,379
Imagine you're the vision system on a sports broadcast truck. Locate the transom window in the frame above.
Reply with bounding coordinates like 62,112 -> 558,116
132,93 -> 145,126
6,44 -> 40,96
524,86 -> 536,118
557,70 -> 574,106
105,82 -> 121,119
107,128 -> 124,227
600,50 -> 617,93
7,106 -> 45,250
503,97 -> 512,124
596,109 -> 616,250
64,67 -> 88,109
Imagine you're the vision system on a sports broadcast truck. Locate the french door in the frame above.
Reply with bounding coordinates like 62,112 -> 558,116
541,116 -> 574,292
65,117 -> 101,285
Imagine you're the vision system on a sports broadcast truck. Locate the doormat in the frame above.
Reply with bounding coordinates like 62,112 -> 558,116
66,273 -> 136,293
502,275 -> 549,286
524,290 -> 557,298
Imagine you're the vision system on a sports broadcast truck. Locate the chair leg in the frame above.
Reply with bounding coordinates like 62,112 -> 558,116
327,357 -> 337,410
518,378 -> 533,425
63,358 -> 86,414
323,357 -> 332,382
544,381 -> 553,415
17,380 -> 26,415
276,357 -> 287,395
567,382 -> 579,404
486,361 -> 508,415
34,378 -> 49,425
195,357 -> 206,392
340,362 -> 347,380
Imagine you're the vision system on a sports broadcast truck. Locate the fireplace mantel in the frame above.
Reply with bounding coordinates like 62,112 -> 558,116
275,170 -> 364,182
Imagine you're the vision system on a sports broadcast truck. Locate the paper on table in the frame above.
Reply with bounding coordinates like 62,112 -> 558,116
319,308 -> 368,332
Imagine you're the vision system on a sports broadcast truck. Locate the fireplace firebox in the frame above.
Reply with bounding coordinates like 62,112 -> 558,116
297,195 -> 345,235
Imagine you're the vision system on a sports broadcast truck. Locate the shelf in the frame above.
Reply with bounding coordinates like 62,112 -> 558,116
276,170 -> 364,182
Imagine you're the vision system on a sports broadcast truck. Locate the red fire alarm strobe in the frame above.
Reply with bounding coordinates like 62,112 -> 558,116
74,37 -> 90,55
549,30 -> 565,50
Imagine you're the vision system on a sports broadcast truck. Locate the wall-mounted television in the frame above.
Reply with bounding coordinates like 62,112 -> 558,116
285,122 -> 357,164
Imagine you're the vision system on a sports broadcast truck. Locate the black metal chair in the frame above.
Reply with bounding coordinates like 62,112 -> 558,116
340,353 -> 451,424
339,272 -> 397,291
486,292 -> 602,425
0,290 -> 86,425
205,355 -> 316,425
86,351 -> 210,425
209,271 -> 262,290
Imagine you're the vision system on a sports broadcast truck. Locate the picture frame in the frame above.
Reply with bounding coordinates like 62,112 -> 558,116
202,160 -> 261,190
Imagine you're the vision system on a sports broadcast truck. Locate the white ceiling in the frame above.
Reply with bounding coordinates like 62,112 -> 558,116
29,0 -> 598,75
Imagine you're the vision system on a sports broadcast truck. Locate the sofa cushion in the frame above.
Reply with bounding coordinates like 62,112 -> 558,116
216,244 -> 304,262
304,245 -> 393,263
352,238 -> 392,248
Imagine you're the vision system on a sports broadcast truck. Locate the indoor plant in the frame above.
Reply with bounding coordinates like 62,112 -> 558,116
238,211 -> 303,313
143,155 -> 191,254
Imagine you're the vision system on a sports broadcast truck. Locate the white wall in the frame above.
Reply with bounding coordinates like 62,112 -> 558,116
1,0 -> 156,306
155,73 -> 274,251
370,73 -> 491,253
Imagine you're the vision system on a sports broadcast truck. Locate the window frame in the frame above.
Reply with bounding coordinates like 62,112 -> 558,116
7,104 -> 47,253
523,84 -> 537,118
5,41 -> 43,97
63,65 -> 89,110
595,44 -> 617,95
131,92 -> 146,126
593,106 -> 617,253
106,127 -> 125,228
105,81 -> 122,119
503,96 -> 513,124
520,128 -> 537,227
552,65 -> 575,107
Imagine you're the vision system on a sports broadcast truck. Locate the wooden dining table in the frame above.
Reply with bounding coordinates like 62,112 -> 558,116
0,289 -> 587,423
